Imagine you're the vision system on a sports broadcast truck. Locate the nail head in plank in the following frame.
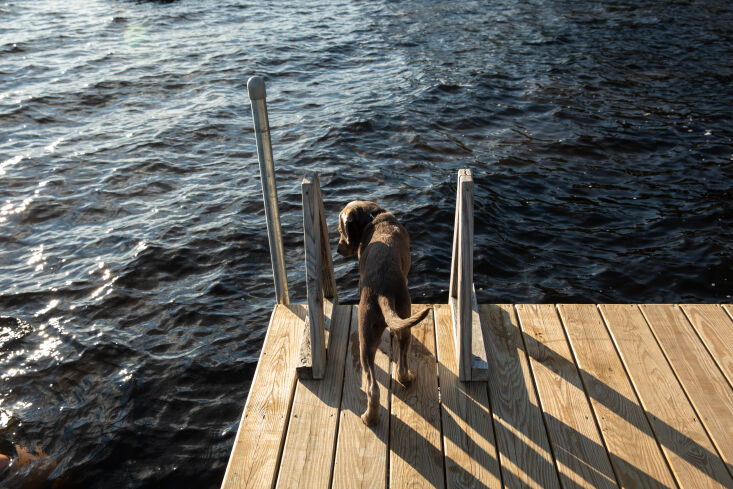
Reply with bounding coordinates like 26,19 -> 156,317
390,305 -> 445,489
221,304 -> 304,489
276,304 -> 352,489
434,304 -> 502,489
599,305 -> 733,489
641,305 -> 733,472
332,307 -> 391,489
516,304 -> 618,489
557,304 -> 677,489
478,304 -> 561,489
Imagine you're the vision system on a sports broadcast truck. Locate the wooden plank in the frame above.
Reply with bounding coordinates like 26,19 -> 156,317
640,305 -> 733,473
390,305 -> 444,489
450,290 -> 489,382
557,304 -> 678,489
434,304 -> 502,489
302,173 -> 326,379
680,304 -> 733,390
478,304 -> 561,489
297,300 -> 333,379
516,304 -> 618,489
332,307 -> 391,489
314,177 -> 337,301
449,171 -> 463,301
451,170 -> 474,381
221,304 -> 304,489
469,286 -> 488,380
276,304 -> 352,489
599,305 -> 733,489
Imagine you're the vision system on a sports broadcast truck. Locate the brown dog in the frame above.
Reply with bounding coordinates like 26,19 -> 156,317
337,200 -> 430,426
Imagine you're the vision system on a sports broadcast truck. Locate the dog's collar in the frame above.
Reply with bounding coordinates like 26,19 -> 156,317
367,209 -> 396,228
368,209 -> 385,222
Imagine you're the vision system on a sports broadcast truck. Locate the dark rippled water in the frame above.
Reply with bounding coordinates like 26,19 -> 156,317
1,0 -> 731,487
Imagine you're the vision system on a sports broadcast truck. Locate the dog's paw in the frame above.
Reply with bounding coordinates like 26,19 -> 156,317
361,410 -> 379,427
397,369 -> 416,386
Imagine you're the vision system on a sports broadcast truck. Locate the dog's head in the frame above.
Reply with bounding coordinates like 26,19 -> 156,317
337,200 -> 386,257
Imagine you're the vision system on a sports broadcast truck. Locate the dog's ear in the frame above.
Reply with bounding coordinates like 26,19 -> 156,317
341,208 -> 360,246
340,205 -> 372,246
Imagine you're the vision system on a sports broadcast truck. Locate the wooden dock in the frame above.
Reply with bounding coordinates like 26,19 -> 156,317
220,303 -> 733,489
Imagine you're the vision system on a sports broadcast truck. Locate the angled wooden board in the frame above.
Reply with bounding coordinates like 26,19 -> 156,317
516,304 -> 618,489
221,304 -> 304,489
557,304 -> 677,489
434,304 -> 501,489
600,305 -> 733,489
276,304 -> 353,489
389,305 -> 444,489
680,304 -> 733,390
478,304 -> 561,489
332,307 -> 391,489
302,174 -> 327,379
640,305 -> 733,474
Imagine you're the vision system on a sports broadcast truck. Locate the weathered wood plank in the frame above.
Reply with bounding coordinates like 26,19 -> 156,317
640,305 -> 733,474
276,304 -> 352,489
297,300 -> 333,380
451,169 -> 474,381
516,304 -> 618,489
557,304 -> 678,489
332,307 -> 391,489
450,290 -> 489,382
469,287 -> 489,381
680,304 -> 733,390
599,305 -> 733,489
221,304 -> 304,489
434,304 -> 502,489
478,304 -> 561,489
314,177 -> 337,301
390,305 -> 444,489
302,173 -> 327,379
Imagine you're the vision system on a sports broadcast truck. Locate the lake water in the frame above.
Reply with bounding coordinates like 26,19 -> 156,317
1,0 -> 731,487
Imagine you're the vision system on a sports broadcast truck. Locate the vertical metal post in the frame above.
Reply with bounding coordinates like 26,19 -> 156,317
247,76 -> 289,305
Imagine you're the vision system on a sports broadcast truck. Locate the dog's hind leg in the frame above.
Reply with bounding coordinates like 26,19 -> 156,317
395,291 -> 416,386
395,329 -> 416,386
360,337 -> 381,426
359,305 -> 385,426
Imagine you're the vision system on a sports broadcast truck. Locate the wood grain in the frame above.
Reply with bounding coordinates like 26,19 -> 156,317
276,304 -> 352,489
434,304 -> 501,489
314,176 -> 337,301
641,305 -> 733,474
478,304 -> 561,489
599,305 -> 733,489
297,300 -> 333,379
332,307 -> 391,489
450,169 -> 474,381
516,304 -> 618,489
389,305 -> 444,489
221,304 -> 304,489
302,173 -> 326,379
557,304 -> 677,489
680,304 -> 733,390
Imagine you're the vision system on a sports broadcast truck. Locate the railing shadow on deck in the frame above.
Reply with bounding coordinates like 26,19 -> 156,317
289,304 -> 731,489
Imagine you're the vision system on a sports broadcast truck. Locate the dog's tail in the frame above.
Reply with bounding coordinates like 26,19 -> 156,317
378,297 -> 431,332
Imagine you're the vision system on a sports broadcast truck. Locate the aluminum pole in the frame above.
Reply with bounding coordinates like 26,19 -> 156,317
247,76 -> 289,305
